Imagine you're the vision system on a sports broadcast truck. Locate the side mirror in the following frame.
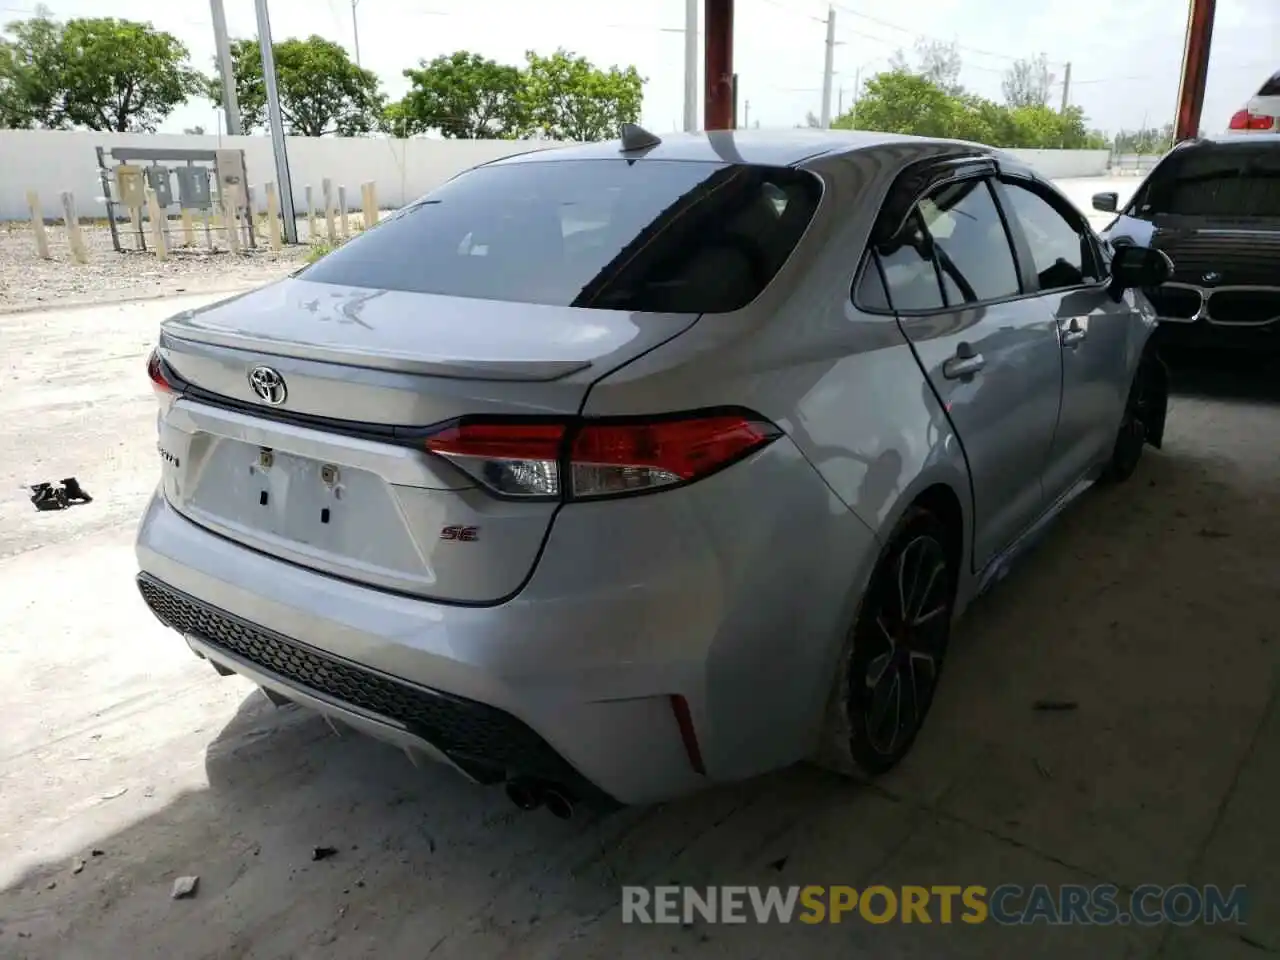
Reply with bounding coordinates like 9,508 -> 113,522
1091,192 -> 1119,213
1109,245 -> 1173,298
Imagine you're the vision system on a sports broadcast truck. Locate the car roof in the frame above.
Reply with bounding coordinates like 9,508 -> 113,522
487,129 -> 995,168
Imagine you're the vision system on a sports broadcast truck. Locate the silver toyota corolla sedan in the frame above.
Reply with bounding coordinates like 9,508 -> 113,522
136,129 -> 1173,814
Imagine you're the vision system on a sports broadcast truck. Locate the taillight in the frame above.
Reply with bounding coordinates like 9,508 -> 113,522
426,422 -> 566,498
423,412 -> 779,500
570,415 -> 778,498
147,348 -> 178,395
1229,109 -> 1275,130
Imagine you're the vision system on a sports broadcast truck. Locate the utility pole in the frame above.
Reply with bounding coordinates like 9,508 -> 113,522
820,6 -> 836,128
744,100 -> 750,128
210,0 -> 241,135
351,0 -> 362,67
683,0 -> 698,131
255,0 -> 297,243
1060,61 -> 1072,112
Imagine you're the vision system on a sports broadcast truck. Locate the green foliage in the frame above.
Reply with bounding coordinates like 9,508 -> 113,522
0,12 -> 200,131
212,35 -> 383,136
519,50 -> 643,141
1114,123 -> 1176,155
396,51 -> 525,139
387,47 -> 644,142
833,70 -> 1109,150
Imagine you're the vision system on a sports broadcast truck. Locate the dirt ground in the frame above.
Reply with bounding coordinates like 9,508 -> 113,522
2,262 -> 1278,955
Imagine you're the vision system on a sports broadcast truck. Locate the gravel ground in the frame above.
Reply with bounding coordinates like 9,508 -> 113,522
0,214 -> 368,314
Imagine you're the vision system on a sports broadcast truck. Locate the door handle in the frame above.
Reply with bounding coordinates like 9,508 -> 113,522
1061,317 -> 1087,347
943,342 -> 985,379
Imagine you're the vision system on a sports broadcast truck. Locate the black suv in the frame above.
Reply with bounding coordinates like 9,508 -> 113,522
1092,134 -> 1280,355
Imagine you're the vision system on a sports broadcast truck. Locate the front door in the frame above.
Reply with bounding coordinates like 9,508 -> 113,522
994,177 -> 1134,501
878,175 -> 1064,571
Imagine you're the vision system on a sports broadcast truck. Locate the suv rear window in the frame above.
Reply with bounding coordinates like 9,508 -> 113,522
1133,142 -> 1280,217
303,159 -> 822,313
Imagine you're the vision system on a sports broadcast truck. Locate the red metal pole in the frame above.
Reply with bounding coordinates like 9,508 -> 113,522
1174,0 -> 1216,142
704,0 -> 734,130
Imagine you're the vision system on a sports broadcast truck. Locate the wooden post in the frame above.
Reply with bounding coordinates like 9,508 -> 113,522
305,184 -> 315,240
60,191 -> 88,264
223,186 -> 241,254
338,185 -> 350,238
181,209 -> 195,247
361,181 -> 377,230
145,186 -> 168,261
26,190 -> 50,259
322,178 -> 337,244
264,181 -> 283,251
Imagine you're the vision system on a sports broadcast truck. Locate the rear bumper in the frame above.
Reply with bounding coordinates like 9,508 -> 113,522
135,437 -> 879,805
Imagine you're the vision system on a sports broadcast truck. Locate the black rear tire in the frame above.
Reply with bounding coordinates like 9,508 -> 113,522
1100,352 -> 1161,484
815,506 -> 956,778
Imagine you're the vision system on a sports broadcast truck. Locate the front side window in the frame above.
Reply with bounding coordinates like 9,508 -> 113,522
301,159 -> 822,313
916,179 -> 1021,302
1001,181 -> 1099,291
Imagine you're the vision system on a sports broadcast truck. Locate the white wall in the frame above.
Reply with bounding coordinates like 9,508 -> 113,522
0,130 -> 1111,222
1003,148 -> 1111,179
0,130 -> 562,221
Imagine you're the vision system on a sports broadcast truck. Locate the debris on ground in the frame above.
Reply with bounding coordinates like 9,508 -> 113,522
171,876 -> 199,900
28,477 -> 93,512
312,846 -> 338,862
1197,527 -> 1230,539
1032,699 -> 1079,711
91,849 -> 104,857
71,858 -> 85,875
1034,759 -> 1053,780
767,856 -> 788,871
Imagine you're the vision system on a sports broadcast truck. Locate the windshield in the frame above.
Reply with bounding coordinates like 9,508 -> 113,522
302,159 -> 822,313
1132,142 -> 1280,218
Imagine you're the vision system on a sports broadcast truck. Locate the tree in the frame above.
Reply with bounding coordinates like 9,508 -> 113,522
802,109 -> 821,128
890,39 -> 963,96
1002,53 -> 1055,109
0,8 -> 66,128
519,49 -> 643,141
834,71 -> 959,137
396,51 -> 524,138
832,70 -> 1108,151
212,35 -> 383,136
1,11 -> 199,131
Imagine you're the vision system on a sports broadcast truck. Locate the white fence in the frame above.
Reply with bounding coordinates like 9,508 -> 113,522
0,129 -> 1111,222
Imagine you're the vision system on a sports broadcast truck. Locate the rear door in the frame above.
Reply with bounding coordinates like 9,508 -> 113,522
871,165 -> 1064,570
994,175 -> 1135,500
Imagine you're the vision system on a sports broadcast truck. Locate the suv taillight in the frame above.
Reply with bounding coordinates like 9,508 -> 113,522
424,412 -> 780,500
1229,109 -> 1275,130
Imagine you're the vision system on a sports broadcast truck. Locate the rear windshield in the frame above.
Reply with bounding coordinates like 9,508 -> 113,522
1133,142 -> 1280,217
1259,71 -> 1280,97
302,159 -> 822,313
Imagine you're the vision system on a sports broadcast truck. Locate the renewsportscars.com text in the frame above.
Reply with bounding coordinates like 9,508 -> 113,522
622,884 -> 1249,926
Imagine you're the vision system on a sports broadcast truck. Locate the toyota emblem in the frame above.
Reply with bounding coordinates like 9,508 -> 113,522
248,365 -> 287,406
1201,271 -> 1222,286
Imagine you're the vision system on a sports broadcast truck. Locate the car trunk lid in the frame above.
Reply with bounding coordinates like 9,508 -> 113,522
154,278 -> 698,603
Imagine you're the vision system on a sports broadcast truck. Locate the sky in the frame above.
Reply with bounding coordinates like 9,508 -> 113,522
2,0 -> 1277,137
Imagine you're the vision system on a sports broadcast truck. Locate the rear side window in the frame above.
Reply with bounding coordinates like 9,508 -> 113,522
1134,142 -> 1280,217
876,211 -> 945,311
302,159 -> 821,313
917,179 -> 1021,302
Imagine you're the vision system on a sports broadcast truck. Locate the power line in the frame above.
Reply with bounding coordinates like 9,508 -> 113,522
830,2 -> 1059,66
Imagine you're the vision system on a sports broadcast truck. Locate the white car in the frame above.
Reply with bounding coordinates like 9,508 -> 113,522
1228,70 -> 1280,133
